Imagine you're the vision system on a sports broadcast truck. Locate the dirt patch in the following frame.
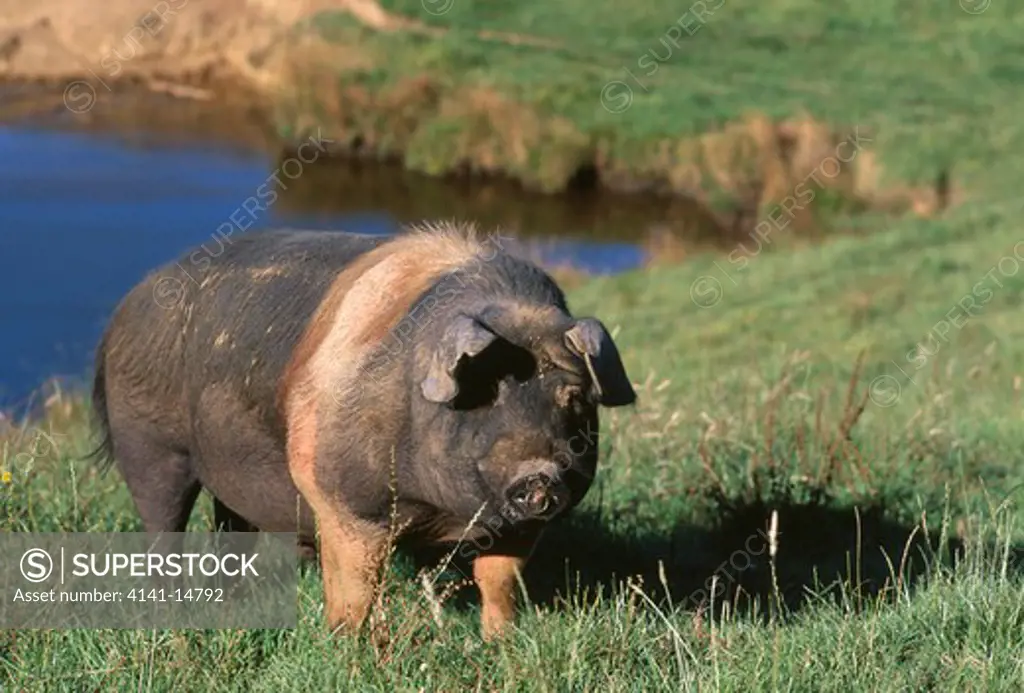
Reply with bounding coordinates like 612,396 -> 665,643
0,0 -> 335,90
0,0 -> 557,92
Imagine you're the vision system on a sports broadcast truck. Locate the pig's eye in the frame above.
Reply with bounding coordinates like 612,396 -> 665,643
555,384 -> 584,409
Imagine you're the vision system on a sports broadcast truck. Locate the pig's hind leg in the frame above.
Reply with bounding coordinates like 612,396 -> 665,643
109,429 -> 202,595
112,429 -> 202,535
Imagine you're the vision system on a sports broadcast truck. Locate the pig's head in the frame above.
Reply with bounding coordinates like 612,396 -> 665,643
413,301 -> 636,531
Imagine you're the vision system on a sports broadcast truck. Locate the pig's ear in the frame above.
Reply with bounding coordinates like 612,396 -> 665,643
564,318 -> 636,407
421,315 -> 500,403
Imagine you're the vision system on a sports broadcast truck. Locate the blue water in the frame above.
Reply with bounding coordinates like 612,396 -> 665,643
0,127 -> 642,409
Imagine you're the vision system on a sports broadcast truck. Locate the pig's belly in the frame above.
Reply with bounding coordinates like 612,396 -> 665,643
190,383 -> 317,539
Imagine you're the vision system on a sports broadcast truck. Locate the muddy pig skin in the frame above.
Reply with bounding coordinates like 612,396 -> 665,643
90,223 -> 637,638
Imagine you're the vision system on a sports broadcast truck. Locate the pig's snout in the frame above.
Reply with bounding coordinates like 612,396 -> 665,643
501,461 -> 569,522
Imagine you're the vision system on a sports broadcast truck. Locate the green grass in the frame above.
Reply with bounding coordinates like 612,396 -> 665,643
273,0 -> 1024,199
4,190 -> 1024,689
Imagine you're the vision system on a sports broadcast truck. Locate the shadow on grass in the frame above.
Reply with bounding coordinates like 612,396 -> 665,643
404,496 -> 1023,623
405,359 -> 1024,622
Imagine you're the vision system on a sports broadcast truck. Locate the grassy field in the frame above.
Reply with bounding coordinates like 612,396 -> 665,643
3,192 -> 1024,689
5,1 -> 1024,690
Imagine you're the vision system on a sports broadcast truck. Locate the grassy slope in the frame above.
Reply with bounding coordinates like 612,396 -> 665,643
6,3 -> 1024,690
279,1 -> 1024,196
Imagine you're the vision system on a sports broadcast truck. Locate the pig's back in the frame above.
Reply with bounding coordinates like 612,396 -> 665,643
101,229 -> 387,437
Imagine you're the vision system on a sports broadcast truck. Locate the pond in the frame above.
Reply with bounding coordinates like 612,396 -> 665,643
0,94 -> 688,410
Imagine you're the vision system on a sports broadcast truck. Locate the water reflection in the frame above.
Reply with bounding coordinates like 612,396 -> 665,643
272,157 -> 723,246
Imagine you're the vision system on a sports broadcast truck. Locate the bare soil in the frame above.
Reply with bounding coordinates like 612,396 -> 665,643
0,1 -> 366,84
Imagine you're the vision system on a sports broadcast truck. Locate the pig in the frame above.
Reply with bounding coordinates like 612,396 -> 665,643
89,223 -> 636,638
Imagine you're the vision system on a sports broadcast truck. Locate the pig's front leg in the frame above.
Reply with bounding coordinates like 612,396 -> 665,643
285,407 -> 388,635
318,515 -> 389,634
473,533 -> 541,639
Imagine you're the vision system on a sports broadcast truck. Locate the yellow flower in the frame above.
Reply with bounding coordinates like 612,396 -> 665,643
1,471 -> 11,484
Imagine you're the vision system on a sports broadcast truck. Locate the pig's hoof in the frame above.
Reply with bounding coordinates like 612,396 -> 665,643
480,618 -> 515,642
